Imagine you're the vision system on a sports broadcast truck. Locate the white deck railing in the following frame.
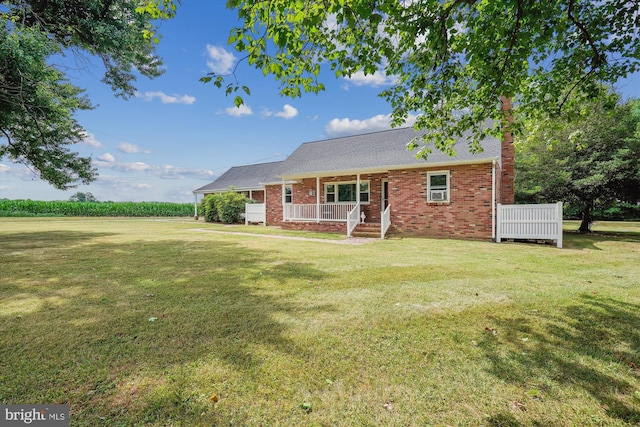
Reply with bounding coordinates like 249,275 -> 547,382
346,203 -> 361,237
245,203 -> 266,225
284,203 -> 357,222
381,204 -> 391,239
497,202 -> 563,248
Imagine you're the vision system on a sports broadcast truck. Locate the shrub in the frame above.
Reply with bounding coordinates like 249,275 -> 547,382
203,194 -> 221,223
217,191 -> 249,224
200,191 -> 250,223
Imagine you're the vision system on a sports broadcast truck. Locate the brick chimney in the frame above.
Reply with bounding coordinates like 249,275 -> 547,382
500,96 -> 515,205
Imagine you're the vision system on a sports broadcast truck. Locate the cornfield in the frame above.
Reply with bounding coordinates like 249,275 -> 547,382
0,200 -> 194,217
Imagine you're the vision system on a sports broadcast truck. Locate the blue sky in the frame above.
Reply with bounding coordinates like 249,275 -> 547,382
1,2 -> 639,203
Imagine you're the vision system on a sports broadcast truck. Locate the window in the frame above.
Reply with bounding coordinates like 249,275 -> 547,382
427,171 -> 449,202
284,185 -> 292,204
325,181 -> 370,203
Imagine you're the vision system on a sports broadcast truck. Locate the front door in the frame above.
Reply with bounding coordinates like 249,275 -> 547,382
382,179 -> 389,209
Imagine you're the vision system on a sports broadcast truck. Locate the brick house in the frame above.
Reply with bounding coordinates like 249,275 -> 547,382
195,124 -> 514,240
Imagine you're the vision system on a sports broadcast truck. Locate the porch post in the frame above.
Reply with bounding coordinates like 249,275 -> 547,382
356,174 -> 360,205
249,190 -> 253,200
193,193 -> 198,219
316,176 -> 320,223
282,179 -> 286,222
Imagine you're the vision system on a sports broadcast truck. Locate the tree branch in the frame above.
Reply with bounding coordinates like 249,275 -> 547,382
567,0 -> 605,68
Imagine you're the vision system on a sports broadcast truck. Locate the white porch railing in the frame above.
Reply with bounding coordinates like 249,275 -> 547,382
347,203 -> 361,237
496,202 -> 563,248
245,203 -> 266,225
284,203 -> 357,222
381,204 -> 391,239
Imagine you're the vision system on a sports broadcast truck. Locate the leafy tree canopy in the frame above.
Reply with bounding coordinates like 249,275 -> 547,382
69,192 -> 97,202
515,91 -> 640,232
203,0 -> 639,157
0,0 -> 176,189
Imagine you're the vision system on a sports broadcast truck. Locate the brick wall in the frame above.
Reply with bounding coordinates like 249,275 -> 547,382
249,190 -> 265,204
388,163 -> 494,239
265,184 -> 282,226
280,221 -> 347,234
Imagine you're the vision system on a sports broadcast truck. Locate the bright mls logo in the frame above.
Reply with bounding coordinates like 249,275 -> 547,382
1,405 -> 69,426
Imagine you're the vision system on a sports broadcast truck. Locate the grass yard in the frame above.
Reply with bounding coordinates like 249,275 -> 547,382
1,218 -> 639,426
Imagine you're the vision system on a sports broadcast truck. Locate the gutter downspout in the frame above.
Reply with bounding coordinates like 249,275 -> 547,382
491,160 -> 496,241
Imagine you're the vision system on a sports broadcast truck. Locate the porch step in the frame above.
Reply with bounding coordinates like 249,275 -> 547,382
350,223 -> 382,238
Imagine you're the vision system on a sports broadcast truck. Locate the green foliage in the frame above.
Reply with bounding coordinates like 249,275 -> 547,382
208,1 -> 640,156
202,194 -> 221,223
0,1 -> 172,189
69,192 -> 97,202
564,202 -> 640,221
515,92 -> 640,231
217,191 -> 249,224
0,23 -> 97,189
0,200 -> 193,217
201,191 -> 250,224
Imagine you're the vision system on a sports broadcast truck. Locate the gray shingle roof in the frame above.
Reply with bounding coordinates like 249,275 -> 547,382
193,161 -> 283,193
277,126 -> 501,178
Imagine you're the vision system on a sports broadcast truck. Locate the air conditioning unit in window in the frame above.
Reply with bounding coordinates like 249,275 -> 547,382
430,190 -> 447,201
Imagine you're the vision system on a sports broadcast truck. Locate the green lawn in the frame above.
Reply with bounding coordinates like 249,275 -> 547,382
1,218 -> 639,426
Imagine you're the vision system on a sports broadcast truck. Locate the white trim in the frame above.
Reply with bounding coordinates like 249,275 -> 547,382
426,170 -> 450,203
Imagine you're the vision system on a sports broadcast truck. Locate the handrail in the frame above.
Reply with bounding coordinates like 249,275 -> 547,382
346,202 -> 360,237
284,203 -> 356,222
381,204 -> 391,239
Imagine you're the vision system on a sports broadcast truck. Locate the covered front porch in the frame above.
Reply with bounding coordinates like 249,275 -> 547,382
278,173 -> 391,238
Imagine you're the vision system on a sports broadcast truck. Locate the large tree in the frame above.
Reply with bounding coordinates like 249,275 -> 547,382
0,0 -> 176,189
515,93 -> 640,232
205,0 -> 640,157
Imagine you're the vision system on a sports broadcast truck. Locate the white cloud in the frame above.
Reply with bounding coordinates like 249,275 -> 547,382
0,162 -> 35,181
344,70 -> 395,87
263,104 -> 299,119
132,183 -> 153,189
325,114 -> 418,137
92,159 -> 214,180
153,165 -> 216,180
97,153 -> 115,162
81,132 -> 104,148
224,104 -> 253,117
138,91 -> 196,104
205,44 -> 236,74
117,142 -> 150,154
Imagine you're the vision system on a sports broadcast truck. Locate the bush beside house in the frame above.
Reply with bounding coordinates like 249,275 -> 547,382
200,190 -> 252,224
